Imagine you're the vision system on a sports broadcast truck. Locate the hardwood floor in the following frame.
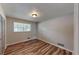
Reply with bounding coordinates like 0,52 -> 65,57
4,39 -> 72,55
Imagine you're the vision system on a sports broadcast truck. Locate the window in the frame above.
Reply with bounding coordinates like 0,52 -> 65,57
14,22 -> 31,32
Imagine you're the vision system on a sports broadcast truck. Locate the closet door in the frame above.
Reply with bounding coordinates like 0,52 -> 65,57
0,15 -> 2,54
0,15 -> 5,54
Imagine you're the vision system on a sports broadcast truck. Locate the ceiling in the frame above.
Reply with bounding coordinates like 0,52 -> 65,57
1,3 -> 74,22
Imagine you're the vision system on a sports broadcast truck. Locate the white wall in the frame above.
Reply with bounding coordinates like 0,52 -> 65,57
6,17 -> 37,46
38,13 -> 74,51
0,4 -> 6,19
74,3 -> 79,54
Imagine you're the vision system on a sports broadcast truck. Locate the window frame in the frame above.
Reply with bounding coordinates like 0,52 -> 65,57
13,22 -> 31,32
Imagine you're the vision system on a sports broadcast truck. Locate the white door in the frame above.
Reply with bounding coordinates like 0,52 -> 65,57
0,16 -> 2,54
0,16 -> 5,54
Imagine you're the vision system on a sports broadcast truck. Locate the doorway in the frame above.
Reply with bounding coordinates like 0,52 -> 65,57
0,15 -> 5,54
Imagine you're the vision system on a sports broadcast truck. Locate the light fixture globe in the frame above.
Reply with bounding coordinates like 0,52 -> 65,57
32,13 -> 38,18
29,8 -> 40,18
31,10 -> 38,18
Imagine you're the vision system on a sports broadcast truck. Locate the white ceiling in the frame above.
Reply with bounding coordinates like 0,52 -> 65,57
1,3 -> 74,22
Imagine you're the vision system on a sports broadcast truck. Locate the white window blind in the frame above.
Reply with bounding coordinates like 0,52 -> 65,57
14,22 -> 31,32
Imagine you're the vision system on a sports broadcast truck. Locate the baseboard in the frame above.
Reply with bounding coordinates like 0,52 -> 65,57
38,39 -> 73,53
6,39 -> 34,47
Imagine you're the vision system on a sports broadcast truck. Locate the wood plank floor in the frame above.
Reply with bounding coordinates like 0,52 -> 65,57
4,39 -> 72,55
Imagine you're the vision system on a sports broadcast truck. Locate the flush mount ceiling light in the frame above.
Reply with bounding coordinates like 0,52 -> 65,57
32,11 -> 38,18
31,8 -> 39,18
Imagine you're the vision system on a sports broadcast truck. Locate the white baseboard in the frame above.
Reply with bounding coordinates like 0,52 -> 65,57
39,39 -> 73,53
6,39 -> 34,47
